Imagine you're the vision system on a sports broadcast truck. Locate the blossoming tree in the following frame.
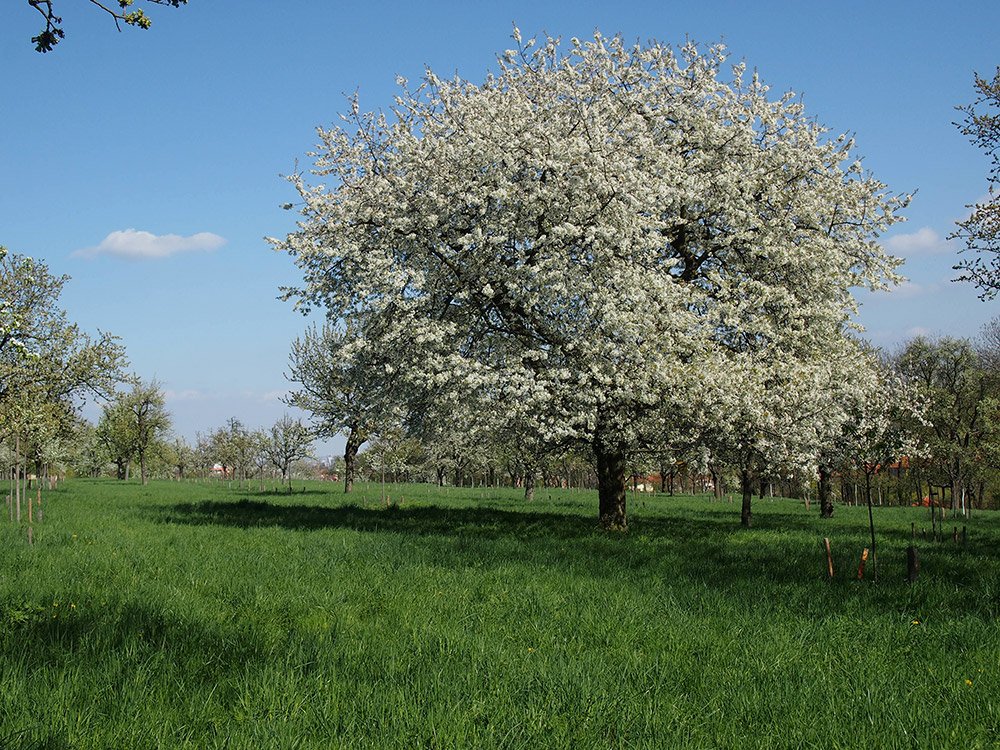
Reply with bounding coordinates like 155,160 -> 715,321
273,30 -> 907,529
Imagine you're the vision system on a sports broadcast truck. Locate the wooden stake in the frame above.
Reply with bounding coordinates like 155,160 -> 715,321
823,538 -> 834,579
15,435 -> 21,523
857,548 -> 870,580
906,546 -> 919,583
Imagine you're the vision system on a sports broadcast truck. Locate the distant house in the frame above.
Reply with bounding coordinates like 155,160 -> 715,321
315,467 -> 339,482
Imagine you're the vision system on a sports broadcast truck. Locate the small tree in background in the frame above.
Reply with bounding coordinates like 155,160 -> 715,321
264,415 -> 313,491
96,399 -> 136,480
286,322 -> 397,494
123,379 -> 170,486
896,336 -> 989,513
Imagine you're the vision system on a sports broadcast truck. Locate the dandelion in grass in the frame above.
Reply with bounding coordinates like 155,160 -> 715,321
965,679 -> 973,686
527,648 -> 536,653
911,619 -> 921,625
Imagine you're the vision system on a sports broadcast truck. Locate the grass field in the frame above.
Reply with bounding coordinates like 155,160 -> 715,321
1,479 -> 998,749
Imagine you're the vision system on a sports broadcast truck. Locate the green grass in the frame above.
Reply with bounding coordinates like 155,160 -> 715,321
1,479 -> 999,748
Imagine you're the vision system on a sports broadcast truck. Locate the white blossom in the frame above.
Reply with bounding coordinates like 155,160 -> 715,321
272,31 -> 907,526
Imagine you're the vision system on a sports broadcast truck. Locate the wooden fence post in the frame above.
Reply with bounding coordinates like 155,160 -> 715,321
906,546 -> 919,583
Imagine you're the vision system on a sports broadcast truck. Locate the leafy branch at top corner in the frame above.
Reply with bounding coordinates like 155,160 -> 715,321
27,0 -> 189,53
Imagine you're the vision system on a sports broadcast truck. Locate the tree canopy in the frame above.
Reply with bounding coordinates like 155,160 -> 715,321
1,247 -> 126,434
952,66 -> 1000,299
0,246 -> 126,494
273,30 -> 908,528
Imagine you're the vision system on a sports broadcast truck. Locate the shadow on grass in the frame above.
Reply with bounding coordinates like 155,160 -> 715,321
149,497 -> 1000,616
0,597 -> 285,747
156,498 -> 840,588
159,498 -> 605,540
0,598 -> 267,675
158,496 -> 829,544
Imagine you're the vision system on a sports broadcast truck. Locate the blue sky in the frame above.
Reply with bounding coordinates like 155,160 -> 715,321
2,1 -> 998,457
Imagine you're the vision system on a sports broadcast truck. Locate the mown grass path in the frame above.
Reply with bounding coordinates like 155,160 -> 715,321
1,480 -> 998,748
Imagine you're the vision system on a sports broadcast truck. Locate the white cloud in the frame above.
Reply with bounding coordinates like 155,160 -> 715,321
163,388 -> 206,402
258,389 -> 289,403
883,227 -> 951,257
888,280 -> 940,300
858,279 -> 935,303
74,228 -> 227,260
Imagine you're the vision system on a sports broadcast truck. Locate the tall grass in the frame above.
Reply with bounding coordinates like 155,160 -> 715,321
0,479 -> 998,748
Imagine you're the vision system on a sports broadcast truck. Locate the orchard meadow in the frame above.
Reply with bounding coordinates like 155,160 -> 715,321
3,14 -> 1000,750
1,478 -> 998,748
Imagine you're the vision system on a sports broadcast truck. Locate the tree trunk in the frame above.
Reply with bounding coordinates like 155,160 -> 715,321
740,469 -> 753,528
595,444 -> 627,530
818,465 -> 834,518
140,450 -> 148,486
524,471 -> 536,502
344,426 -> 363,494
